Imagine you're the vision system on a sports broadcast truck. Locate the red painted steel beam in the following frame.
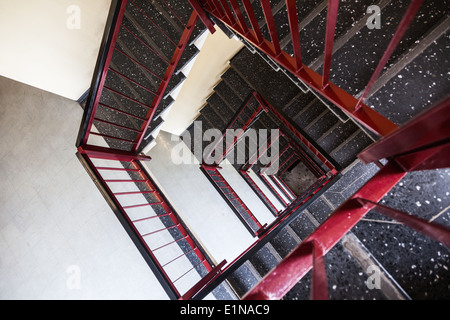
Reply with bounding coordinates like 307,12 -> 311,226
358,97 -> 450,166
200,3 -> 398,137
132,161 -> 214,272
243,161 -> 407,300
356,199 -> 450,248
78,144 -> 151,162
242,0 -> 264,45
285,0 -> 303,71
254,93 -> 337,174
322,0 -> 339,89
394,142 -> 450,172
187,0 -> 216,33
260,0 -> 282,56
311,240 -> 329,300
132,11 -> 199,153
229,0 -> 250,36
218,0 -> 237,27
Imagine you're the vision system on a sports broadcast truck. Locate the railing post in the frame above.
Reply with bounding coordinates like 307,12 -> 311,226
180,260 -> 227,300
187,0 -> 216,33
322,0 -> 340,89
358,97 -> 450,171
355,0 -> 424,111
76,0 -> 129,147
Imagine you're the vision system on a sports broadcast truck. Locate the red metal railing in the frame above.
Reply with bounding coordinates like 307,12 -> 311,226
191,0 -> 401,137
243,98 -> 450,300
254,93 -> 337,175
201,164 -> 264,236
79,0 -> 199,153
184,1 -> 449,300
77,145 -> 224,299
76,0 -> 228,300
240,169 -> 280,216
204,92 -> 267,165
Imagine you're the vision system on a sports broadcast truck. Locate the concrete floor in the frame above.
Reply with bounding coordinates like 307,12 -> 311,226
281,161 -> 318,195
0,75 -> 169,299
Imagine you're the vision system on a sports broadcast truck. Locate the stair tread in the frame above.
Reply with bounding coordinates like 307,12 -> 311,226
294,100 -> 327,128
305,111 -> 340,141
318,120 -> 359,154
284,242 -> 387,300
366,31 -> 450,126
352,168 -> 450,300
227,263 -> 261,298
249,244 -> 282,277
221,67 -> 254,101
214,80 -> 244,112
125,3 -> 178,64
230,48 -> 301,107
331,130 -> 373,167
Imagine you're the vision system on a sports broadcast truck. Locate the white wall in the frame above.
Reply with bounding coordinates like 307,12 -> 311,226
0,0 -> 111,100
0,75 -> 168,299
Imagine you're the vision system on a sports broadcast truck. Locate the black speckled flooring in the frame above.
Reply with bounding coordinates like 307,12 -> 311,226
81,0 -> 449,300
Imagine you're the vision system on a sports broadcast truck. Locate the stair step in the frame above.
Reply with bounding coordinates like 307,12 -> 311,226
214,80 -> 244,112
282,91 -> 316,119
305,196 -> 334,224
249,244 -> 282,277
175,43 -> 199,75
227,262 -> 261,298
352,168 -> 450,299
289,210 -> 318,240
229,48 -> 301,107
280,0 -> 327,51
270,228 -> 301,258
326,0 -> 412,96
305,110 -> 340,141
200,103 -> 227,129
206,93 -> 235,126
366,30 -> 450,126
221,67 -> 254,101
331,130 -> 373,168
124,6 -> 175,66
294,99 -> 327,128
150,0 -> 191,30
308,0 -> 392,72
113,37 -> 161,92
154,96 -> 174,120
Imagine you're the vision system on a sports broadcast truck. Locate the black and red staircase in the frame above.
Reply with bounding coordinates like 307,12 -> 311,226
76,0 -> 450,300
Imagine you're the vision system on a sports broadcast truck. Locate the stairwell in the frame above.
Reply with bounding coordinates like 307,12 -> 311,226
77,0 -> 449,300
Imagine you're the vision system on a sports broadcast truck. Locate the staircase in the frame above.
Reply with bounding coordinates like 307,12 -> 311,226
179,0 -> 449,300
76,0 -> 449,300
78,0 -> 207,153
